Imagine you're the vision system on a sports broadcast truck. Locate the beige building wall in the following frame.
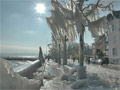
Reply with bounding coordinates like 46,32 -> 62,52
108,18 -> 120,64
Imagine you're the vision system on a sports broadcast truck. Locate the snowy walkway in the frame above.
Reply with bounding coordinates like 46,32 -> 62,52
69,59 -> 120,89
87,64 -> 120,89
102,64 -> 120,71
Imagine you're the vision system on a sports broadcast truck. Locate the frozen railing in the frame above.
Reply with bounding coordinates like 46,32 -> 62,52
18,60 -> 41,79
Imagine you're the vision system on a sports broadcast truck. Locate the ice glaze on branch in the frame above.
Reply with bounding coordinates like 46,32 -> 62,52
99,1 -> 113,11
84,0 -> 101,17
82,4 -> 94,12
61,0 -> 70,9
82,0 -> 113,22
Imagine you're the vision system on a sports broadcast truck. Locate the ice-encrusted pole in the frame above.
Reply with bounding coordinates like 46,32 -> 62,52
58,44 -> 61,65
79,29 -> 84,66
76,0 -> 86,79
77,26 -> 86,79
39,47 -> 45,65
63,35 -> 67,65
39,47 -> 42,66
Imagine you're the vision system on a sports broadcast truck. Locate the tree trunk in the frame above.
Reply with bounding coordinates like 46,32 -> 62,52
77,27 -> 86,79
63,35 -> 67,65
79,28 -> 84,66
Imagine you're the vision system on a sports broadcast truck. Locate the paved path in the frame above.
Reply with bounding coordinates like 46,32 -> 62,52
102,64 -> 120,71
68,59 -> 120,89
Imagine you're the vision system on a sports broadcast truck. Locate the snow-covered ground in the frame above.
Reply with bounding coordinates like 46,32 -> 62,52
0,58 -> 41,90
102,64 -> 120,71
38,59 -> 120,90
0,58 -> 120,90
69,59 -> 120,89
86,64 -> 120,89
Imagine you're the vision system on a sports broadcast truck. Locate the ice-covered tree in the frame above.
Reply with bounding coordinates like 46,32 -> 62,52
47,0 -> 113,79
46,2 -> 77,65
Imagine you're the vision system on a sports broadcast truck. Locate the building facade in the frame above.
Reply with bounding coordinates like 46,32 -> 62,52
92,10 -> 120,64
107,10 -> 120,64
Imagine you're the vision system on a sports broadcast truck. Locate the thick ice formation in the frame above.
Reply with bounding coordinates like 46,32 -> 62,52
46,0 -> 77,47
0,58 -> 41,90
88,16 -> 108,38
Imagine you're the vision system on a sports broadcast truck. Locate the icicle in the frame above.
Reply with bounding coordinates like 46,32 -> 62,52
60,0 -> 70,9
74,7 -> 86,34
49,0 -> 76,44
51,0 -> 73,19
86,4 -> 100,22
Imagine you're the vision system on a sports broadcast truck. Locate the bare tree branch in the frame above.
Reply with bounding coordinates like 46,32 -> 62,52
82,4 -> 94,11
96,0 -> 101,7
60,0 -> 70,8
99,1 -> 113,9
85,0 -> 101,16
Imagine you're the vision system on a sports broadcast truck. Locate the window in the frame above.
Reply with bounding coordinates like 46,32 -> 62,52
105,45 -> 108,51
105,36 -> 108,43
113,48 -> 117,56
112,24 -> 116,32
112,36 -> 116,43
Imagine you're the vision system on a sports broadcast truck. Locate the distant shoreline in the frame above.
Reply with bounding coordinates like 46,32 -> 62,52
1,56 -> 38,61
0,53 -> 38,57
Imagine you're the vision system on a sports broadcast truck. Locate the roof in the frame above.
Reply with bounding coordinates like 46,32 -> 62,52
107,10 -> 120,21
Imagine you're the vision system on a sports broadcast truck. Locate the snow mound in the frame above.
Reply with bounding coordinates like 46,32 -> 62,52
0,58 -> 41,90
71,79 -> 88,89
45,61 -> 65,77
63,65 -> 76,75
41,78 -> 72,90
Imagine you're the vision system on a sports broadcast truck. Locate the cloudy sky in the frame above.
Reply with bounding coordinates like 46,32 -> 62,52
0,0 -> 120,56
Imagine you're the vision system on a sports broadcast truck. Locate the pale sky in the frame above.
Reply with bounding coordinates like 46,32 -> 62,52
0,0 -> 120,56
